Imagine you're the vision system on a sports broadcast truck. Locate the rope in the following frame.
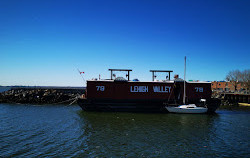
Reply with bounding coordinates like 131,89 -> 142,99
52,95 -> 80,105
69,98 -> 77,105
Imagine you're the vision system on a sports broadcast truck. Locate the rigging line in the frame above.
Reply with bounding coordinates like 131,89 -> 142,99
167,81 -> 176,103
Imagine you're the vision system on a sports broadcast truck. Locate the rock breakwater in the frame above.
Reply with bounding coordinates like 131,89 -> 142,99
0,87 -> 85,104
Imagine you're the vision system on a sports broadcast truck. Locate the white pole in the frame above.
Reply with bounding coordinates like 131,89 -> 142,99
183,56 -> 186,104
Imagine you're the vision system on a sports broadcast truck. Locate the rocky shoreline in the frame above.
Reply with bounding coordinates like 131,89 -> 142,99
0,88 -> 85,104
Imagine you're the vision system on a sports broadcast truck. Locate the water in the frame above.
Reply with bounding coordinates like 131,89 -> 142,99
0,104 -> 249,157
0,87 -> 11,93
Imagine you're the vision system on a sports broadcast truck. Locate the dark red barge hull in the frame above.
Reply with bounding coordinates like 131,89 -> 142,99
78,80 -> 220,113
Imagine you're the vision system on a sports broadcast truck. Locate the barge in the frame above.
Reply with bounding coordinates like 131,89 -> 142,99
77,69 -> 220,113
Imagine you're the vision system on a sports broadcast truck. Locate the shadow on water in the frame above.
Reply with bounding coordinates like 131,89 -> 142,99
76,110 -> 222,157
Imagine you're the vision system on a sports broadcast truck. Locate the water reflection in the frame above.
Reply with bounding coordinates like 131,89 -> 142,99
77,111 -> 220,157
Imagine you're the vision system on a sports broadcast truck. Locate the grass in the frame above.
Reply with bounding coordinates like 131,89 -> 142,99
238,103 -> 250,107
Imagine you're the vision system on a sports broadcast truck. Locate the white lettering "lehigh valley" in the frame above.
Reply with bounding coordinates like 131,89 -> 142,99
130,86 -> 148,92
153,86 -> 171,93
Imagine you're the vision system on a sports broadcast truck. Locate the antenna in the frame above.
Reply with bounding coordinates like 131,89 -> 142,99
77,69 -> 85,85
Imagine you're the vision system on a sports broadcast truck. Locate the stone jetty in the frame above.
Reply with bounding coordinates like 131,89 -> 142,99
0,87 -> 85,104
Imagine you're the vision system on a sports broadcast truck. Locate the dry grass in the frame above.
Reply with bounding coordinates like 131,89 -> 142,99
238,103 -> 250,107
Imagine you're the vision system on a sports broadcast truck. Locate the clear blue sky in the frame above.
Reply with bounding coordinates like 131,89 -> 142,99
1,0 -> 249,86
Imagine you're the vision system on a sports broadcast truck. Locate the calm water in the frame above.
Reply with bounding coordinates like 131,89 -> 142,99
0,87 -> 11,93
0,104 -> 249,158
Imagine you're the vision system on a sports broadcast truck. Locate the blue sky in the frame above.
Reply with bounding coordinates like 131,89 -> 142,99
1,0 -> 249,86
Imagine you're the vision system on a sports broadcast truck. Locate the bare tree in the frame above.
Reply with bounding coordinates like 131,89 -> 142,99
226,69 -> 250,93
241,69 -> 250,93
225,70 -> 241,91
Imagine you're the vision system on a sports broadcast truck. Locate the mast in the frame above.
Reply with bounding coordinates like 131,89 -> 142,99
183,56 -> 186,104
